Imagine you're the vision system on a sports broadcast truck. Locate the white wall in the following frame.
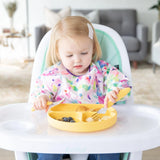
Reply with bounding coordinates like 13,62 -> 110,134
0,0 -> 158,57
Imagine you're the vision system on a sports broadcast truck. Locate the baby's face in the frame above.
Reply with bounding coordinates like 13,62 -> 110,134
58,35 -> 93,76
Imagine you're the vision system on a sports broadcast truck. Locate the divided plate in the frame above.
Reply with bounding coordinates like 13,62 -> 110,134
47,104 -> 117,132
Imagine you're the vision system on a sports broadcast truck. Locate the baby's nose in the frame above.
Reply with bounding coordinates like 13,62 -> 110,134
74,55 -> 81,62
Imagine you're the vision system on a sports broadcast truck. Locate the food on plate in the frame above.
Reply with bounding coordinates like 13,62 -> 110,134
86,117 -> 94,122
58,117 -> 76,122
75,105 -> 90,112
76,105 -> 101,112
86,115 -> 110,122
101,116 -> 110,120
92,108 -> 101,112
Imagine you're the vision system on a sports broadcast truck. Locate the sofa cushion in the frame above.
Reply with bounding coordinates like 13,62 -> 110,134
99,9 -> 137,37
122,36 -> 140,52
44,7 -> 71,29
71,10 -> 100,24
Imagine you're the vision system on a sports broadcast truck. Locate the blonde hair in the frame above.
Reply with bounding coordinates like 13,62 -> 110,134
46,16 -> 102,67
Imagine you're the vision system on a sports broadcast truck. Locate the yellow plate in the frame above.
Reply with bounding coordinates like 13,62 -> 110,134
47,104 -> 117,132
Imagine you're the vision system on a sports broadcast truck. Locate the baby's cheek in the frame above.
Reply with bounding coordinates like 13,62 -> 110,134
64,60 -> 72,68
65,64 -> 72,70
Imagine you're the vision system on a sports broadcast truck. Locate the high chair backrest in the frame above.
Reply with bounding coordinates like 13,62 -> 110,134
29,24 -> 133,103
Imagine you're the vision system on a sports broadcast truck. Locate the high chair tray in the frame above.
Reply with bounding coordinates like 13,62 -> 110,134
0,103 -> 160,153
47,104 -> 117,132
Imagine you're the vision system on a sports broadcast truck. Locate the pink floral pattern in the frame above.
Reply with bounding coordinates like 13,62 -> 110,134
31,60 -> 131,104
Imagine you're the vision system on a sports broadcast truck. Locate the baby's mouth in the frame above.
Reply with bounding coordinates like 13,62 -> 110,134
74,65 -> 82,69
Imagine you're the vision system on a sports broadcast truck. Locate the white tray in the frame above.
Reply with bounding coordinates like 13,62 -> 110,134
0,103 -> 160,153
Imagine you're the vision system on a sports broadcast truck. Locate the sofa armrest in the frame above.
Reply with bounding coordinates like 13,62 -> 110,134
136,24 -> 148,57
35,25 -> 49,50
136,24 -> 148,42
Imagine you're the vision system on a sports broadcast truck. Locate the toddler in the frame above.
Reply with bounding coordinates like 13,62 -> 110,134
31,16 -> 131,160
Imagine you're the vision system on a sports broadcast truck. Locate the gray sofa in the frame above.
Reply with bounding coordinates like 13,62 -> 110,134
35,9 -> 148,68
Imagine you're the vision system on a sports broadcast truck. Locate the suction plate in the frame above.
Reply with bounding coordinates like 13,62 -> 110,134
47,104 -> 117,132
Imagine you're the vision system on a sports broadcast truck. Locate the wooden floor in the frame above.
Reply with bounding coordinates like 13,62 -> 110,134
0,149 -> 15,160
143,147 -> 160,160
0,147 -> 160,160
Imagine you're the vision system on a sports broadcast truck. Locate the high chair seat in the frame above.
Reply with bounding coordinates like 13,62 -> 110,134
22,23 -> 133,160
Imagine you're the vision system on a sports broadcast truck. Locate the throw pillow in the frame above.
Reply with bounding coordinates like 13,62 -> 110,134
71,10 -> 100,24
44,7 -> 71,29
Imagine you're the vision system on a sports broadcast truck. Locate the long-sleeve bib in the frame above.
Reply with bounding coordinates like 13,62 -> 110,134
31,60 -> 131,104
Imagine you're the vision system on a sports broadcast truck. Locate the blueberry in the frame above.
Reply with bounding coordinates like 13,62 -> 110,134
62,117 -> 69,122
70,120 -> 75,123
61,117 -> 76,122
68,117 -> 73,121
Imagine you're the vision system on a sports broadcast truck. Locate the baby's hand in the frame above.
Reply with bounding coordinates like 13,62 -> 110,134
33,95 -> 49,111
104,87 -> 120,108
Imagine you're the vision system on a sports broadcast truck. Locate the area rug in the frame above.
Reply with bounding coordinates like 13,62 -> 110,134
0,63 -> 32,106
0,62 -> 160,107
131,63 -> 160,107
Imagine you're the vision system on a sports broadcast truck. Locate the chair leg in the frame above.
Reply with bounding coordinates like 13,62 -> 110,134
153,63 -> 156,73
132,61 -> 138,69
70,154 -> 89,160
14,152 -> 28,160
128,151 -> 143,160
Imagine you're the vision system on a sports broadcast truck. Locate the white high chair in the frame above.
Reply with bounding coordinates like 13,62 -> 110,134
15,24 -> 141,160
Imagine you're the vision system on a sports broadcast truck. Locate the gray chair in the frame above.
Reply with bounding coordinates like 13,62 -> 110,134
35,9 -> 148,68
